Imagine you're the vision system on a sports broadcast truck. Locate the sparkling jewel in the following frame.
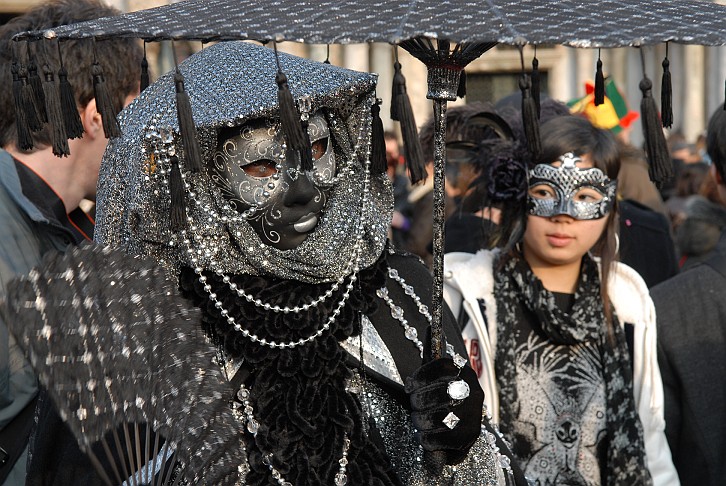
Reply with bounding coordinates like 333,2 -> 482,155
443,412 -> 460,429
453,354 -> 468,369
447,380 -> 470,401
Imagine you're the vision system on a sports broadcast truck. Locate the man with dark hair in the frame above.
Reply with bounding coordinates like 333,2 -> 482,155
650,104 -> 726,486
0,1 -> 141,483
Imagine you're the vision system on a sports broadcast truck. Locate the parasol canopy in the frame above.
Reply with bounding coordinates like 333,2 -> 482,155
12,0 -> 726,47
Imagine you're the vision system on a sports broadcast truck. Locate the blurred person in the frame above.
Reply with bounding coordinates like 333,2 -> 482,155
617,143 -> 679,287
405,104 -> 499,267
674,153 -> 726,270
664,162 -> 709,230
617,141 -> 669,217
384,130 -> 412,249
661,134 -> 705,202
0,1 -> 142,484
651,103 -> 726,486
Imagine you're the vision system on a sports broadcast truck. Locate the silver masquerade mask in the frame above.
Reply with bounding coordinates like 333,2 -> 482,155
95,41 -> 392,283
527,152 -> 617,220
210,113 -> 336,249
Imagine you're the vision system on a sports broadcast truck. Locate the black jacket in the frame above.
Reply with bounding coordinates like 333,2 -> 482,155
619,199 -> 679,288
651,231 -> 726,486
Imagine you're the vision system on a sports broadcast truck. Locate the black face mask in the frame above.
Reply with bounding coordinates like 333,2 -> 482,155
211,114 -> 336,249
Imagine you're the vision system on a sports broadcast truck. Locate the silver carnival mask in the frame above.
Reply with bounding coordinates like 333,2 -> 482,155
210,113 -> 336,250
528,152 -> 617,220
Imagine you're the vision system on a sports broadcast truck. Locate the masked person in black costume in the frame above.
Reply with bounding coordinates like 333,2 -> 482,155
87,41 -> 525,485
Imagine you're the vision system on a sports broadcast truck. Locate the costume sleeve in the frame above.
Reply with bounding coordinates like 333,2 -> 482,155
402,195 -> 434,265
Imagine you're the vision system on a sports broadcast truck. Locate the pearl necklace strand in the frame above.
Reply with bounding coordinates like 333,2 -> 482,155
184,116 -> 375,349
194,262 -> 358,348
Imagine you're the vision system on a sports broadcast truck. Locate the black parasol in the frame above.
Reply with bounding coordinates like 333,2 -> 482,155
12,0 -> 726,47
12,0 -> 726,360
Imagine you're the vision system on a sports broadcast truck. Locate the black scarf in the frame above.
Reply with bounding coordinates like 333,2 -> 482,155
494,253 -> 652,486
179,253 -> 401,486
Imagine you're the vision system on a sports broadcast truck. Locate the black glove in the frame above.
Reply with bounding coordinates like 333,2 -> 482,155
405,356 -> 484,471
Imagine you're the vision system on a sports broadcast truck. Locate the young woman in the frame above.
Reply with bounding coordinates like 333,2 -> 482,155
444,116 -> 679,486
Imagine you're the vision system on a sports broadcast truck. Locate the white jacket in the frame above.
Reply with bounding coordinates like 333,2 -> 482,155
443,250 -> 680,486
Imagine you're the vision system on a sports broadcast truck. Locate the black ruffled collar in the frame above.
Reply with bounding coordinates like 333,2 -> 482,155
179,254 -> 401,485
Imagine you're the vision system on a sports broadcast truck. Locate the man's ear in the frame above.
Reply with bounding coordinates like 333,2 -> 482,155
79,98 -> 104,140
711,163 -> 723,185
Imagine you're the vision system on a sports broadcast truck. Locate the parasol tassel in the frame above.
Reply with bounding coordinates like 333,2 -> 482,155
27,56 -> 47,124
58,67 -> 84,139
391,60 -> 426,184
53,41 -> 84,139
519,73 -> 541,159
92,61 -> 121,139
457,69 -> 467,99
174,71 -> 203,172
275,70 -> 312,171
140,43 -> 150,92
12,79 -> 34,150
11,59 -> 34,151
531,55 -> 541,117
661,52 -> 673,129
640,76 -> 672,186
370,101 -> 387,175
169,155 -> 187,231
594,54 -> 605,106
42,63 -> 70,157
20,66 -> 43,133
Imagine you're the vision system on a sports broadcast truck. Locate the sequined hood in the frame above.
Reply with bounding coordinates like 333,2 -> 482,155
95,41 -> 393,283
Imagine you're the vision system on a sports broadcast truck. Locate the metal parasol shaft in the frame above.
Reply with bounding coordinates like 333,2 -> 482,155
401,39 -> 496,360
430,99 -> 447,359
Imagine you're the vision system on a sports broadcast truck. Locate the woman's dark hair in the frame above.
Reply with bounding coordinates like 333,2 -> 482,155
535,115 -> 621,334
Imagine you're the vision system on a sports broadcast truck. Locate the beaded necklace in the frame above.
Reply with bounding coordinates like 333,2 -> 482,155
233,384 -> 351,486
375,250 -> 515,481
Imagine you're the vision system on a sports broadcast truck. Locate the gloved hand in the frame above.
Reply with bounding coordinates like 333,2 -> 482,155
405,355 -> 484,473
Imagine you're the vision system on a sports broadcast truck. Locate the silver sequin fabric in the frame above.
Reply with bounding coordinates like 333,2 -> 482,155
348,374 -> 506,486
28,0 -> 726,47
96,41 -> 392,283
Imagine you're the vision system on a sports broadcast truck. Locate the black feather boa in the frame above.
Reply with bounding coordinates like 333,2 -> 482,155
179,253 -> 402,485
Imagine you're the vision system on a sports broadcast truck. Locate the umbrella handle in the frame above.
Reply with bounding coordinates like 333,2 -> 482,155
429,99 -> 447,360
